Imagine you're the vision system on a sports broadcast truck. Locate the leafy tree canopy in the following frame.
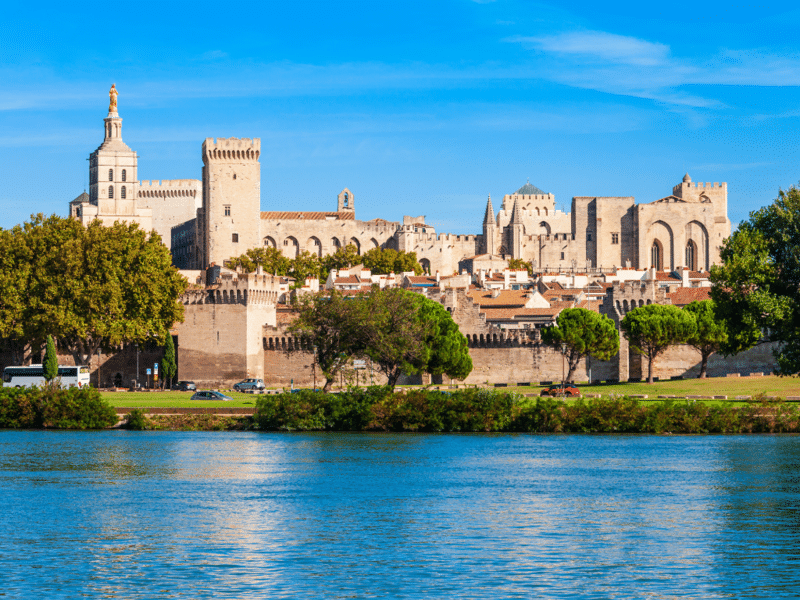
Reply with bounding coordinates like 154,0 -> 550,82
362,248 -> 423,276
710,186 -> 800,372
683,300 -> 728,378
541,308 -> 619,382
0,214 -> 187,367
507,258 -> 534,276
620,304 -> 696,384
287,289 -> 365,392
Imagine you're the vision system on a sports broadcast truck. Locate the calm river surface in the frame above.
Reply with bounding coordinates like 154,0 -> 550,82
2,432 -> 800,599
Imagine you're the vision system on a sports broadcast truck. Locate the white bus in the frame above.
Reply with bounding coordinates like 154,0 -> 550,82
2,365 -> 91,389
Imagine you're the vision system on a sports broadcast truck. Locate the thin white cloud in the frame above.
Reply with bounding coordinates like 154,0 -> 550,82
512,31 -> 670,66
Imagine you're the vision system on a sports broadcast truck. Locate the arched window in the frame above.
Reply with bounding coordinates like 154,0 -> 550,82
263,236 -> 276,248
108,169 -> 113,181
331,237 -> 341,249
121,186 -> 126,199
685,241 -> 697,271
651,241 -> 663,271
108,185 -> 114,199
121,169 -> 126,182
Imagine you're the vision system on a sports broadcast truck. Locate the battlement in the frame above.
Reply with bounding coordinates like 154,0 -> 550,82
202,137 -> 261,162
181,271 -> 280,306
673,181 -> 726,194
138,179 -> 201,198
139,179 -> 200,188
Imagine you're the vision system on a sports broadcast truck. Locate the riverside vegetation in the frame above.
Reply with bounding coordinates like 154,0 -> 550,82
5,385 -> 800,433
0,386 -> 117,429
251,387 -> 800,434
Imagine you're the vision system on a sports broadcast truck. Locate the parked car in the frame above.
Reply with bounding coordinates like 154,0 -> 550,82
190,390 -> 233,401
173,381 -> 196,391
540,384 -> 581,398
233,378 -> 265,392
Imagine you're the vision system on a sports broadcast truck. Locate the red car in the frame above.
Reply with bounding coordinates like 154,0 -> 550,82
540,384 -> 581,397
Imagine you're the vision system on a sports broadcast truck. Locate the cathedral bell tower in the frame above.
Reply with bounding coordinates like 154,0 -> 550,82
88,84 -> 139,217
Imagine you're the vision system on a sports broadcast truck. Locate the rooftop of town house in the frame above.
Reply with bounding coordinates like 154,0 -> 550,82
482,307 -> 562,320
654,271 -> 682,282
668,287 -> 712,307
260,211 -> 356,220
467,289 -> 531,307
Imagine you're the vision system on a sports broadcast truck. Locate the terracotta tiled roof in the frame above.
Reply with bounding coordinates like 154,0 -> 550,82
689,271 -> 709,279
334,275 -> 362,284
577,299 -> 602,312
260,211 -> 355,221
669,287 -> 711,307
482,307 -> 561,320
407,276 -> 437,285
467,289 -> 529,307
655,271 -> 681,282
548,300 -> 575,310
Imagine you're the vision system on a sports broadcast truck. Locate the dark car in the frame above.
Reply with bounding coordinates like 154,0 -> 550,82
173,381 -> 196,391
540,384 -> 581,398
190,390 -> 233,401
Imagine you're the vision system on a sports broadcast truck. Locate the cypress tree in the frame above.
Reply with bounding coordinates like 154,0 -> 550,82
43,335 -> 58,382
162,334 -> 177,389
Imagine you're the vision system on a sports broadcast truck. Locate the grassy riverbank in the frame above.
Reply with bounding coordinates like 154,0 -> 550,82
103,375 -> 796,409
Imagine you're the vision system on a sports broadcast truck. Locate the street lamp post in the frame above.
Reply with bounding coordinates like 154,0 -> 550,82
312,345 -> 317,391
561,342 -> 567,387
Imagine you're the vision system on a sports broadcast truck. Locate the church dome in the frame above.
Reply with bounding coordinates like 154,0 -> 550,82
514,181 -> 546,195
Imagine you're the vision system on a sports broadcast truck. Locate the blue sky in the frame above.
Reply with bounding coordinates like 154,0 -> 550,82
1,0 -> 799,232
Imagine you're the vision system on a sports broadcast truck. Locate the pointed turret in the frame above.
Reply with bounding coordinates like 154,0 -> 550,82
483,195 -> 495,225
510,198 -> 523,224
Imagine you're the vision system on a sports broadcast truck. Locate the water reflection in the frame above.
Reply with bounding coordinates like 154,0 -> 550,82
3,431 -> 800,598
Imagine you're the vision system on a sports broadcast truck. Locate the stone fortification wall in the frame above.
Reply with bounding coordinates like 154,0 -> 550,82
260,215 -> 398,259
137,179 -> 202,250
632,342 -> 779,381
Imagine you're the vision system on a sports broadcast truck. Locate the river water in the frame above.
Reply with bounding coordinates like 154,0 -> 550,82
1,432 -> 799,599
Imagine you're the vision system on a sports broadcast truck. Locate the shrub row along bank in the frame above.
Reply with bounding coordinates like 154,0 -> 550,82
255,388 -> 800,434
0,387 -> 118,429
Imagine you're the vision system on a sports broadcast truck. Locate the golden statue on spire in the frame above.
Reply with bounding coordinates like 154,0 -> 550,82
109,84 -> 118,113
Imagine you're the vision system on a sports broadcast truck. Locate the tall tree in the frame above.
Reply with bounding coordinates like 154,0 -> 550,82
710,186 -> 800,372
43,335 -> 58,382
0,226 -> 31,363
0,214 -> 187,367
360,288 -> 472,390
287,289 -> 365,392
162,334 -> 177,389
541,308 -> 620,382
620,304 -> 696,384
683,300 -> 728,378
360,288 -> 431,389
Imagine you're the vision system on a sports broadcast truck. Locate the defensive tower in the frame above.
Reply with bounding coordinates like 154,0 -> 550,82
201,137 -> 261,267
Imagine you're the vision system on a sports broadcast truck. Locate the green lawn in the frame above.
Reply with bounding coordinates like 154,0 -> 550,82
103,390 -> 264,408
103,375 -> 800,408
501,375 -> 800,399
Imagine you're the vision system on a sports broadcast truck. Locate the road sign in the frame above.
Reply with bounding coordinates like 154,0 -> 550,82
146,368 -> 152,375
353,360 -> 367,369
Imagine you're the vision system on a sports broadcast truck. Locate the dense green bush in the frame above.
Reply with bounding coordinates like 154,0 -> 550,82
0,386 -> 117,429
124,409 -> 149,431
255,389 -> 800,434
